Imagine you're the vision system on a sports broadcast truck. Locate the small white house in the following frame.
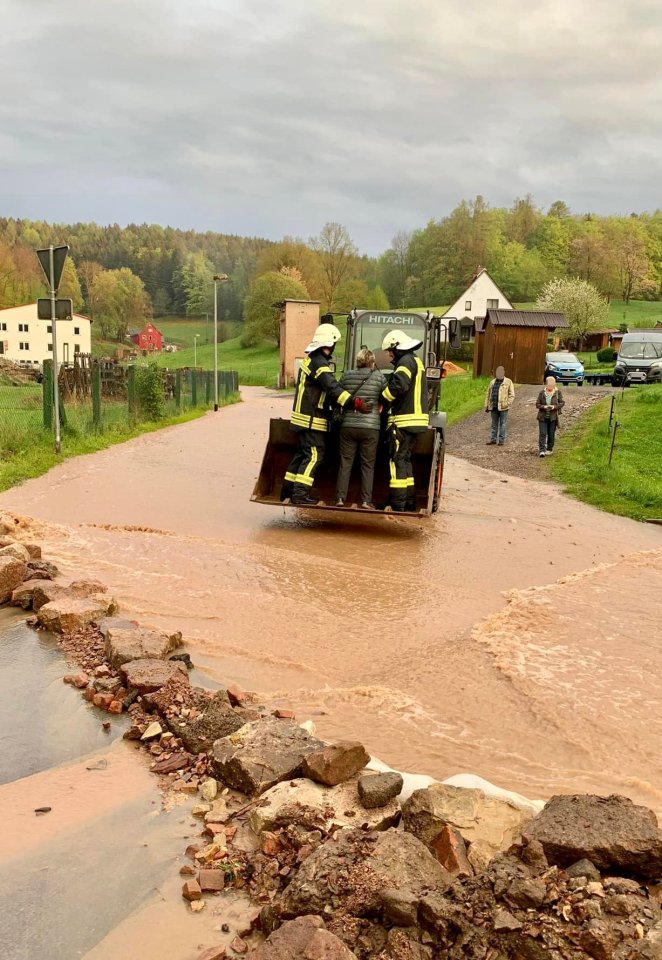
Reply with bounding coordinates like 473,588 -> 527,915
0,302 -> 92,367
443,268 -> 513,341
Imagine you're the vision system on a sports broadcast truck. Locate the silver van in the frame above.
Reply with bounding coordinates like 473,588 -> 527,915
612,330 -> 662,386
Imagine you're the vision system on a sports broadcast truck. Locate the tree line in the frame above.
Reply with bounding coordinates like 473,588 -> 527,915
2,197 -> 662,348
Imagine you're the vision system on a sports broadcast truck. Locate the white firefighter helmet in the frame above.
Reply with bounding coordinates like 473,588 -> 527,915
304,322 -> 342,354
382,330 -> 423,352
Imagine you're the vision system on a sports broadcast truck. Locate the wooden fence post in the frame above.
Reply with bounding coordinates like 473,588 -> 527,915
206,370 -> 212,405
191,370 -> 198,407
127,366 -> 137,422
92,360 -> 102,429
42,360 -> 53,430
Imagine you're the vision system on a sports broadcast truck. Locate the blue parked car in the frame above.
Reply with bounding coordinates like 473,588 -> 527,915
544,352 -> 585,385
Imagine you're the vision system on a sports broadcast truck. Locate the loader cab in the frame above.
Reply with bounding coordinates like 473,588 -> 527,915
343,310 -> 428,372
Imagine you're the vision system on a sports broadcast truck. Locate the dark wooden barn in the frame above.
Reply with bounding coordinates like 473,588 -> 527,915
473,309 -> 568,384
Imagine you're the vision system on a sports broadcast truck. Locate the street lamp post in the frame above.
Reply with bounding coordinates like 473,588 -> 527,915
212,274 -> 230,411
194,334 -> 200,368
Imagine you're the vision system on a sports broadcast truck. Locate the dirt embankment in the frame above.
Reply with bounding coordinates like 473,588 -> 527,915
448,384 -> 613,480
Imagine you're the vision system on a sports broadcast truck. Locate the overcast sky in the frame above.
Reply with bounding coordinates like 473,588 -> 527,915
0,0 -> 660,254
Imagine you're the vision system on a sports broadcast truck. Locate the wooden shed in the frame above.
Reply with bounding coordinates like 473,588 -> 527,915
473,309 -> 568,384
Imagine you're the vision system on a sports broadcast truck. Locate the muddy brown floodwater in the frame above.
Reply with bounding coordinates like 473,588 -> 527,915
2,386 -> 661,813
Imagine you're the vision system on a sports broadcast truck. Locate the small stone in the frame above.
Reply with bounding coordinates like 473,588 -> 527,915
358,772 -> 403,809
302,741 -> 370,786
227,684 -> 247,706
197,948 -> 226,960
192,803 -> 212,818
506,877 -> 547,909
190,900 -> 205,913
141,721 -> 163,741
182,879 -> 202,901
180,865 -> 197,876
108,701 -> 123,714
566,858 -> 601,882
272,709 -> 295,720
229,937 -> 248,955
93,693 -> 114,710
198,868 -> 225,892
431,824 -> 473,877
195,842 -> 226,862
493,909 -> 523,932
200,778 -> 218,802
185,843 -> 202,858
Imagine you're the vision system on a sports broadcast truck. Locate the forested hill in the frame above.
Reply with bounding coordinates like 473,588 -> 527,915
0,217 -> 273,319
3,198 -> 662,337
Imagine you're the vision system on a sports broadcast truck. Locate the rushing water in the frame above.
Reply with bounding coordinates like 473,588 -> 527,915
1,387 -> 661,812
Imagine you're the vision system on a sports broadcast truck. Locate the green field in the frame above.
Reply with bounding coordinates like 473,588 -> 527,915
0,370 -> 239,492
549,385 -> 662,520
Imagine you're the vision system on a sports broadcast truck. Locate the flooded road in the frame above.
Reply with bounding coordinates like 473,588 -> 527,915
1,386 -> 661,811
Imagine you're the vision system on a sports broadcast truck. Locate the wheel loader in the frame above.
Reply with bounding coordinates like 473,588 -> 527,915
251,310 -> 460,519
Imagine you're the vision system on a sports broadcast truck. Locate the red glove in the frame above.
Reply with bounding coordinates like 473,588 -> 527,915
354,398 -> 374,414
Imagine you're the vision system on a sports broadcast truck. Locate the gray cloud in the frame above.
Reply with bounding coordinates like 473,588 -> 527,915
0,0 -> 660,253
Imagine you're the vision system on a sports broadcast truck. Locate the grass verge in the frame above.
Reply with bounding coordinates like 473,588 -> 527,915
440,375 -> 490,425
549,385 -> 662,520
0,394 -> 240,493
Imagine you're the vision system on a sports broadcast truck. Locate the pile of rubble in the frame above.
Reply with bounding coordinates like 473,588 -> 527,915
2,512 -> 662,960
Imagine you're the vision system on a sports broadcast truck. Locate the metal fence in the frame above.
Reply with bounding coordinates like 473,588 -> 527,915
0,360 -> 239,452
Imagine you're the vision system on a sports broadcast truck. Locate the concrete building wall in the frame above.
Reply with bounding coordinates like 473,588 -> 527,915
279,300 -> 320,387
0,303 -> 92,366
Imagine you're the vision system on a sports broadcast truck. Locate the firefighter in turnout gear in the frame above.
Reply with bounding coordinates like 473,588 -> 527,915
381,329 -> 430,512
281,320 -> 374,505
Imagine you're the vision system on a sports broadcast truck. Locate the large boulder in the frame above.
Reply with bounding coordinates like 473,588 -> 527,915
301,741 -> 369,787
249,777 -> 400,836
211,719 -> 325,795
249,916 -> 357,960
0,542 -> 31,563
11,579 -> 50,610
402,784 -> 532,871
523,794 -> 662,879
37,595 -> 114,633
120,658 -> 189,693
103,622 -> 182,667
162,689 -> 247,755
278,828 -> 453,922
31,580 -> 64,611
0,556 -> 28,603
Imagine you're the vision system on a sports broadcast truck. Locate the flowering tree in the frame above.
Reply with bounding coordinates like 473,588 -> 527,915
536,278 -> 609,348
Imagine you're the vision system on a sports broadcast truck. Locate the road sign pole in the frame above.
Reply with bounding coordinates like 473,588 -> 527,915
213,279 -> 219,411
50,245 -> 62,454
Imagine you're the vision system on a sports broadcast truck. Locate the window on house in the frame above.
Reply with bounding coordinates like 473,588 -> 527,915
487,299 -> 499,309
48,343 -> 53,351
0,323 -> 6,331
74,326 -> 80,335
465,301 -> 471,311
461,327 -> 471,342
63,343 -> 69,362
19,341 -> 30,350
47,325 -> 52,333
74,344 -> 80,354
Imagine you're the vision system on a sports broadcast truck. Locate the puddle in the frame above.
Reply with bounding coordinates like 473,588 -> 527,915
0,616 -> 126,785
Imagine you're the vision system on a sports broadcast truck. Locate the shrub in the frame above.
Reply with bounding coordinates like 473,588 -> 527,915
135,363 -> 165,420
597,347 -> 617,363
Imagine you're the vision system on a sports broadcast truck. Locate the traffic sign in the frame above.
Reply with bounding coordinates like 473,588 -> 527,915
36,244 -> 69,293
37,298 -> 73,321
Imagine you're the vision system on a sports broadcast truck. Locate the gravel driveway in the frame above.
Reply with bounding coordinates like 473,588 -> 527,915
446,383 -> 614,480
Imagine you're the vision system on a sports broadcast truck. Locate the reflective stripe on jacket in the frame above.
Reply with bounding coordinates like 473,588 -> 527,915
382,352 -> 429,433
290,350 -> 351,433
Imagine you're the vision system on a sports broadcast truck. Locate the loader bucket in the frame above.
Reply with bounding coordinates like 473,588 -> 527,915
251,418 -> 444,518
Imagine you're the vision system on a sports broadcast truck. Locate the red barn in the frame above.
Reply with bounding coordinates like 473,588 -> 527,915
130,323 -> 163,352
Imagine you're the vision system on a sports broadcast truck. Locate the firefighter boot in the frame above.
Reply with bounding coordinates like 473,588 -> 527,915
291,484 -> 318,506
